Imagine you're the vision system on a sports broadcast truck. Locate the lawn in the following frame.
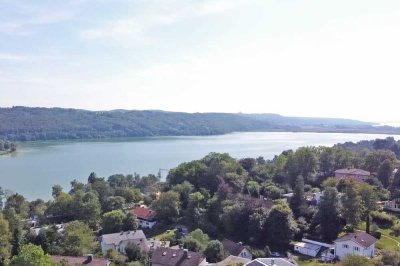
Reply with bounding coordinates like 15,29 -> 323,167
153,228 -> 177,240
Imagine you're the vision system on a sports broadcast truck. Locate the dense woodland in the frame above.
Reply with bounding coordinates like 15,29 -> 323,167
0,137 -> 400,265
1,107 -> 399,141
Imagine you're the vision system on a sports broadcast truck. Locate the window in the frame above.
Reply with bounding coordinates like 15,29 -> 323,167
343,244 -> 349,249
354,247 -> 360,251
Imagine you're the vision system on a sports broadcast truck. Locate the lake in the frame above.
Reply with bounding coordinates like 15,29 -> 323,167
0,132 -> 399,200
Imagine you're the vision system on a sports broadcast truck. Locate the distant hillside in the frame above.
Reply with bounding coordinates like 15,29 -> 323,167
0,107 -> 399,141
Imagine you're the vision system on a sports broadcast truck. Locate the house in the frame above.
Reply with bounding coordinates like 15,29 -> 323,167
51,255 -> 110,266
383,198 -> 400,213
293,242 -> 321,257
334,232 -> 377,260
244,258 -> 297,266
209,255 -> 251,266
334,168 -> 370,182
221,239 -> 252,260
148,239 -> 170,252
100,230 -> 148,254
151,247 -> 207,266
132,207 -> 157,229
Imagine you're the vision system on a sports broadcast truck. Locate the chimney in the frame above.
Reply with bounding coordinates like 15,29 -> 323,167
183,249 -> 189,258
86,254 -> 93,262
238,242 -> 243,246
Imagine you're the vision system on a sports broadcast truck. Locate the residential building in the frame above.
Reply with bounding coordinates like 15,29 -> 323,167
100,230 -> 148,254
221,239 -> 252,260
132,207 -> 157,229
334,168 -> 370,182
293,242 -> 321,257
151,247 -> 207,266
148,239 -> 170,252
244,258 -> 297,266
384,198 -> 400,213
51,255 -> 110,266
209,255 -> 251,266
334,232 -> 377,260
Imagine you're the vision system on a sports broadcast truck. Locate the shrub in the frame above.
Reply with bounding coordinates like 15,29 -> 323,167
370,211 -> 395,227
392,222 -> 400,236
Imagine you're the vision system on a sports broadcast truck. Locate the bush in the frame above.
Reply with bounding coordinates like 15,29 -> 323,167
392,222 -> 400,236
370,211 -> 395,227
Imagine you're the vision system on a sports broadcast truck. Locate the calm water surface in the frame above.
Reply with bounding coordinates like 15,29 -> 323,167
0,132 -> 399,200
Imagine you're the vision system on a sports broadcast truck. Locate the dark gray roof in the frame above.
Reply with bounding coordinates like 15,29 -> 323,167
335,232 -> 377,248
221,239 -> 245,256
151,247 -> 205,266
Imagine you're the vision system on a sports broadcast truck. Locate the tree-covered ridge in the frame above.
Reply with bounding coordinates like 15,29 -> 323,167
1,106 -> 399,141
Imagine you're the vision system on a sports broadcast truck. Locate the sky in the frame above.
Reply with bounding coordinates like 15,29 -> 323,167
1,0 -> 400,123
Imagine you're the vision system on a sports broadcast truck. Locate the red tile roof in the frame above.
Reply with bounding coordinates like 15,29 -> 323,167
132,207 -> 157,221
335,232 -> 377,248
51,255 -> 109,266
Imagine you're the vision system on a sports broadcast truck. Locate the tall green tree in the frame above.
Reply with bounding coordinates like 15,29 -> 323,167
266,203 -> 297,248
9,244 -> 55,266
182,229 -> 209,252
60,221 -> 97,256
125,242 -> 142,262
151,191 -> 181,223
0,213 -> 11,264
341,180 -> 362,229
358,183 -> 378,233
377,159 -> 394,188
102,210 -> 125,234
290,175 -> 308,217
313,187 -> 341,241
204,240 -> 225,263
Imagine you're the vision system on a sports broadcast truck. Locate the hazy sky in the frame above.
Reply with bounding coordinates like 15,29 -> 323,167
1,0 -> 400,123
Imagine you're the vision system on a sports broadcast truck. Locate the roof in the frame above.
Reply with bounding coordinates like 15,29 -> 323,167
334,168 -> 370,176
335,232 -> 377,248
151,247 -> 205,266
222,239 -> 245,256
51,256 -> 109,266
101,230 -> 146,245
294,242 -> 321,251
132,207 -> 157,221
211,255 -> 251,266
245,258 -> 297,266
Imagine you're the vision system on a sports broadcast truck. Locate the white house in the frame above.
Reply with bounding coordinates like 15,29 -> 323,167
132,207 -> 157,229
100,230 -> 148,254
293,242 -> 321,257
384,198 -> 400,213
334,232 -> 377,260
222,239 -> 252,260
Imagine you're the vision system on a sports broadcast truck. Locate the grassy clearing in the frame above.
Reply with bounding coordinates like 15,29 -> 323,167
153,228 -> 177,240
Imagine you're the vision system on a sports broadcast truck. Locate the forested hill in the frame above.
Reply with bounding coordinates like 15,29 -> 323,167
0,106 -> 399,141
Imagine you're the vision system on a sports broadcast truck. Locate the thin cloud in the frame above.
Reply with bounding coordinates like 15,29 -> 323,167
0,53 -> 28,62
79,0 -> 247,41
